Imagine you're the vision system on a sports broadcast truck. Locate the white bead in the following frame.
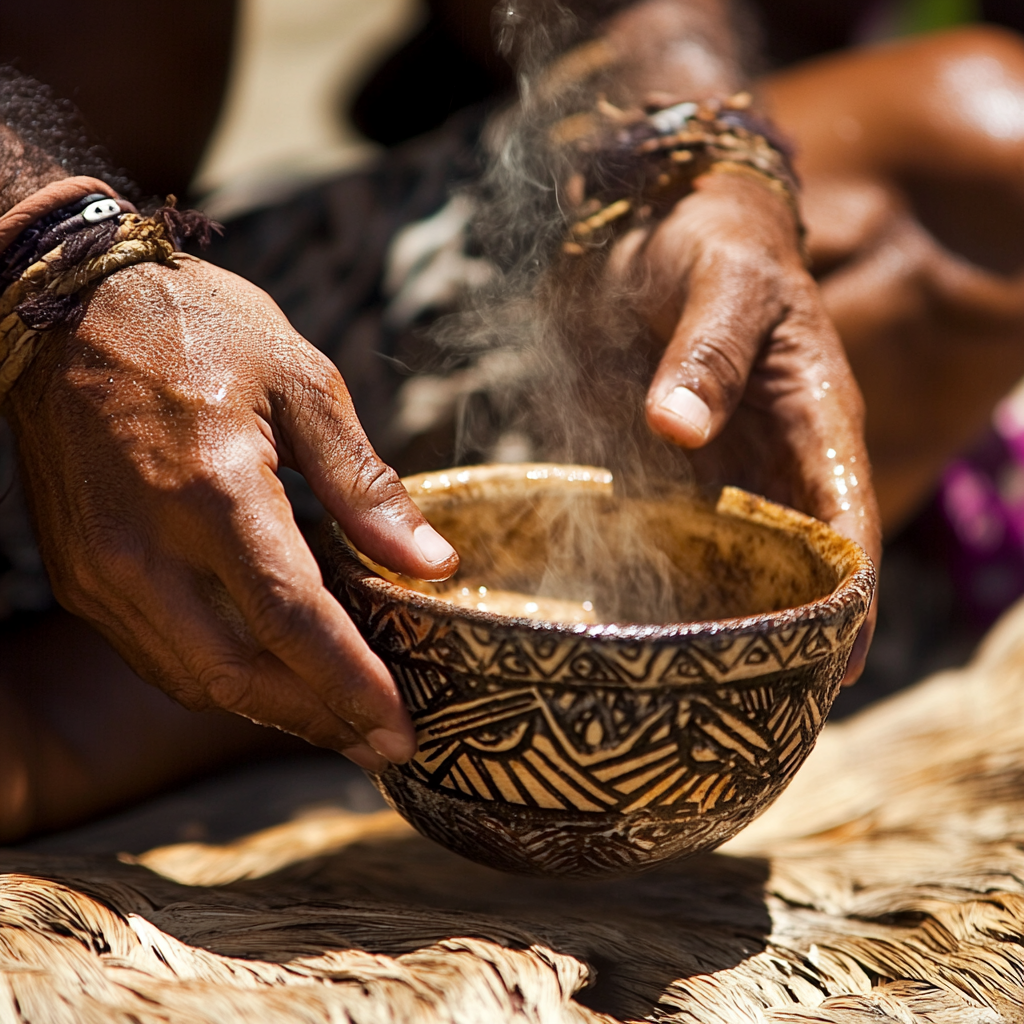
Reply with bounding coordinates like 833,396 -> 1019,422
649,102 -> 698,134
81,198 -> 121,224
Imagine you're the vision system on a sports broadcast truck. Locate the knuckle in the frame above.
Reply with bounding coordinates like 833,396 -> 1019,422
785,262 -> 817,289
244,577 -> 314,649
171,455 -> 238,507
52,514 -> 148,602
349,452 -> 407,514
306,347 -> 347,392
163,677 -> 215,714
685,336 -> 748,400
317,680 -> 360,722
284,345 -> 352,411
296,714 -> 359,751
698,242 -> 804,308
84,527 -> 148,589
177,454 -> 227,490
700,240 -> 781,281
48,558 -> 98,610
132,440 -> 241,511
196,660 -> 253,714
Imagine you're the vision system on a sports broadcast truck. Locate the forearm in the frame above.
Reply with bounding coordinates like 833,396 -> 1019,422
503,0 -> 747,110
593,0 -> 746,104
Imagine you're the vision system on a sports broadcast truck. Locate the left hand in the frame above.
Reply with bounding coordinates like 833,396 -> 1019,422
611,166 -> 882,681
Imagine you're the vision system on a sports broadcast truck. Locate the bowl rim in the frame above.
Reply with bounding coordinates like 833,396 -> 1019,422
330,462 -> 876,642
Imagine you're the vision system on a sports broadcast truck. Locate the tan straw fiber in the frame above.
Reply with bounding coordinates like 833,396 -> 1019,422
8,599 -> 1024,1021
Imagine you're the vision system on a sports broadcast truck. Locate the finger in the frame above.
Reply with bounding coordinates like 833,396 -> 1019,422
273,347 -> 459,583
841,608 -> 876,687
753,305 -> 881,685
159,576 -> 391,770
770,324 -> 881,563
643,241 -> 786,450
186,465 -> 418,763
66,564 -> 390,771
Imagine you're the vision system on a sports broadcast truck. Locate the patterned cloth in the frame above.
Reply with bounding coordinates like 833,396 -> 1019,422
201,107 -> 490,459
939,384 -> 1024,627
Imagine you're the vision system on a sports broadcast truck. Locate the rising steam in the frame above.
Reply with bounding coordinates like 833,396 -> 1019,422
411,2 -> 724,623
423,0 -> 697,498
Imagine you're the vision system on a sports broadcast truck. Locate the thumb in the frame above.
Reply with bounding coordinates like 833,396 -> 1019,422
277,355 -> 459,582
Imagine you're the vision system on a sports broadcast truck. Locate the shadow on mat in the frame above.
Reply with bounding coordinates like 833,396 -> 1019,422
208,828 -> 774,1021
10,771 -> 773,1021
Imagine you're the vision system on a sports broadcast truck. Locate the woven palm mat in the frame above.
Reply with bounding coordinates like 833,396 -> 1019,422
9,608 -> 1024,1022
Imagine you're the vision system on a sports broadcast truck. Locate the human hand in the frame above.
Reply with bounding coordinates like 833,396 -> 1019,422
611,167 -> 882,681
5,258 -> 459,769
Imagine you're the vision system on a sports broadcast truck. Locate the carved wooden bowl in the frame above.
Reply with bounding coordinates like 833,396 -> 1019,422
325,463 -> 875,878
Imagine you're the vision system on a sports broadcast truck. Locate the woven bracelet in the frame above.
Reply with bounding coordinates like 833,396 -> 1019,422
0,185 -> 218,407
553,93 -> 805,258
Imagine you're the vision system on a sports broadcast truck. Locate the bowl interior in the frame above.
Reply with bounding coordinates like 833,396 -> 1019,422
371,466 -> 842,626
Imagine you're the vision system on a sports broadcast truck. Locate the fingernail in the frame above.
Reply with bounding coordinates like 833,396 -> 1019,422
343,744 -> 390,773
413,523 -> 456,566
367,727 -> 416,764
658,386 -> 712,442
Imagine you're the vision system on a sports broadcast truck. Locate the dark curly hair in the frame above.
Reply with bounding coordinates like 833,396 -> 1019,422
0,65 -> 134,209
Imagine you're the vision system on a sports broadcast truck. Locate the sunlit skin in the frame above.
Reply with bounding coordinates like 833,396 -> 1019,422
595,0 -> 881,679
7,260 -> 462,775
2,15 -> 1024,840
765,27 -> 1024,535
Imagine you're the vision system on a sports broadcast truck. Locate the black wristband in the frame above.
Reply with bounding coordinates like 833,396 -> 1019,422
0,193 -> 125,287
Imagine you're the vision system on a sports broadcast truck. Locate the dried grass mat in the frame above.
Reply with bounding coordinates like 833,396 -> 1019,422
8,603 -> 1024,1023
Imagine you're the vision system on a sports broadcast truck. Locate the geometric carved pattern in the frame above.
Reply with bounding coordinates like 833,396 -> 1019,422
330,534 -> 874,878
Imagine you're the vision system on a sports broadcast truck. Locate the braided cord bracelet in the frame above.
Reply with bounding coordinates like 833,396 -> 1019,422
0,178 -> 217,406
0,215 -> 186,403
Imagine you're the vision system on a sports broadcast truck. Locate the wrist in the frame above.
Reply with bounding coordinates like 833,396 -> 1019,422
695,161 -> 806,255
5,259 -> 185,431
557,94 -> 802,260
0,187 -> 217,411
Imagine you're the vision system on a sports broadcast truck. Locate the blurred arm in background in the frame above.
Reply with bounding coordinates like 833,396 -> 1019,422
765,27 -> 1024,535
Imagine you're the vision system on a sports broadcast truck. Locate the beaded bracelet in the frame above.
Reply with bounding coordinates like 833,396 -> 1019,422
0,193 -> 133,288
554,93 -> 804,257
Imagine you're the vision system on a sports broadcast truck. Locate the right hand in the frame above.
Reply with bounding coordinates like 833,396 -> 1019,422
608,166 -> 881,683
5,256 -> 459,771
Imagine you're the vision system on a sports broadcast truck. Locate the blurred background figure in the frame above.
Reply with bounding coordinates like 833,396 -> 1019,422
2,1 -> 1021,207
